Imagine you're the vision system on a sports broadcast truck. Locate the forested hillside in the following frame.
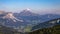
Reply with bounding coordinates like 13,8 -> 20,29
28,25 -> 60,34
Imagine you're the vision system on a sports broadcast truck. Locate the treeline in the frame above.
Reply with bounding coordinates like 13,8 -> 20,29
28,25 -> 60,34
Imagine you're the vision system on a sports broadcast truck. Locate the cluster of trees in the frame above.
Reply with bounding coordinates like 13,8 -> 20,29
28,25 -> 60,34
0,26 -> 14,34
0,25 -> 32,34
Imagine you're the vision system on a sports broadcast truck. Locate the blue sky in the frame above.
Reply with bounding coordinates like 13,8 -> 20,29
0,0 -> 60,13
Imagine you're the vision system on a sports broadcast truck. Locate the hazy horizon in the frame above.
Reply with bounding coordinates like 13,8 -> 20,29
0,0 -> 60,14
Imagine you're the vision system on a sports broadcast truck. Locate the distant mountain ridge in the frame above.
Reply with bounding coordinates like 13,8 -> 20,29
31,18 -> 60,31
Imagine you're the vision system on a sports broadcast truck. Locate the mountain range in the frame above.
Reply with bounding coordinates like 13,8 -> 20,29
0,9 -> 60,33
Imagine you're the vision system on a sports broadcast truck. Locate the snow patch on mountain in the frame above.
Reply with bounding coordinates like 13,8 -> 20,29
3,12 -> 23,22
